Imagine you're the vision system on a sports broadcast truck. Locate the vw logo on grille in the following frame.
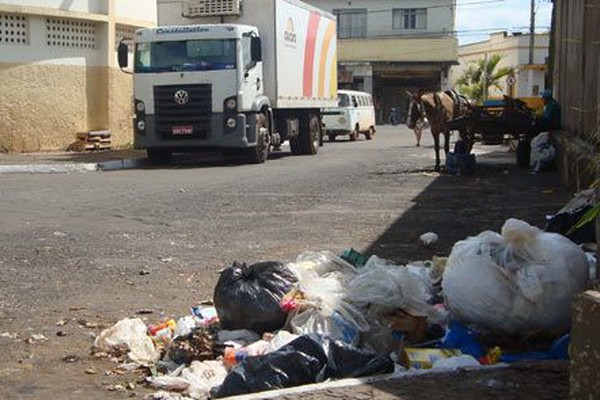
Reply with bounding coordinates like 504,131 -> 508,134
174,89 -> 189,106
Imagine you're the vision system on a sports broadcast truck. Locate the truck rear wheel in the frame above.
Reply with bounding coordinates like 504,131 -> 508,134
299,113 -> 320,155
246,113 -> 269,164
147,149 -> 171,165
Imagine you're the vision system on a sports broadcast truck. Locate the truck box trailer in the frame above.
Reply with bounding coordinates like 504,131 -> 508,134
119,0 -> 337,165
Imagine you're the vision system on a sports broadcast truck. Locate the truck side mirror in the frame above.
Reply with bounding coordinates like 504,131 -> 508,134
118,41 -> 129,68
251,37 -> 262,62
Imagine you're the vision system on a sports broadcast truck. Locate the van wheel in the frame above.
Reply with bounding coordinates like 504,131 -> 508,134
328,134 -> 336,142
147,149 -> 171,165
365,127 -> 375,140
246,113 -> 269,164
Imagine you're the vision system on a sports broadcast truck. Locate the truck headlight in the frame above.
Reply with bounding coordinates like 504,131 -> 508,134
136,101 -> 146,113
339,117 -> 346,124
137,120 -> 146,131
226,117 -> 237,128
225,98 -> 237,110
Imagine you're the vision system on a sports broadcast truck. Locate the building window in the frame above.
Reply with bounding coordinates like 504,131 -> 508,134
0,13 -> 29,45
46,18 -> 96,49
393,8 -> 427,31
333,9 -> 366,39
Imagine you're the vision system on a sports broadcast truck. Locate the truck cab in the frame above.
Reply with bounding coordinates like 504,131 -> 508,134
120,24 -> 268,164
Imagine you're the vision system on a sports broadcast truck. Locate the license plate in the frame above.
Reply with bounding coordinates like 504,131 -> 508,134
172,125 -> 193,135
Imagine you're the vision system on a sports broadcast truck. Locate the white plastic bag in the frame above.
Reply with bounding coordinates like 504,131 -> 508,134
148,360 -> 228,400
94,318 -> 159,365
530,132 -> 556,172
442,218 -> 589,336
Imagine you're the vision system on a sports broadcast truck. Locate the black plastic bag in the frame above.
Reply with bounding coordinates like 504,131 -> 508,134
545,189 -> 596,244
212,334 -> 394,398
213,261 -> 297,333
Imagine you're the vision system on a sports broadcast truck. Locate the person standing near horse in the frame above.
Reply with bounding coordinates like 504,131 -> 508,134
406,90 -> 472,171
406,96 -> 424,146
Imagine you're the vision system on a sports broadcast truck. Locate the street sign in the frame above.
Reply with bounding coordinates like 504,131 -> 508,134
506,76 -> 516,86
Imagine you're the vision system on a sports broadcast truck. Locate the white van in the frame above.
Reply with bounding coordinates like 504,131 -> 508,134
322,90 -> 376,141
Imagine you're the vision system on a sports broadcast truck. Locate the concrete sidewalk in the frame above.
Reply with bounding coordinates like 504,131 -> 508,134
0,149 -> 147,174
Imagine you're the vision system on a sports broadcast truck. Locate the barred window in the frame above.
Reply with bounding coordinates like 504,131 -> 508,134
333,9 -> 367,39
393,8 -> 427,31
46,18 -> 96,49
116,24 -> 136,52
0,13 -> 29,45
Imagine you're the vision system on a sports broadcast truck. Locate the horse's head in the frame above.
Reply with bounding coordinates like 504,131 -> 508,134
406,91 -> 423,130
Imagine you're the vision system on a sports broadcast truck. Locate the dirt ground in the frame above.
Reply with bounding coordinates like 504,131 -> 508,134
0,127 -> 579,399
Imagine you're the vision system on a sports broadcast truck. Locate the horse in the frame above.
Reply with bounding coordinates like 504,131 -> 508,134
406,91 -> 472,171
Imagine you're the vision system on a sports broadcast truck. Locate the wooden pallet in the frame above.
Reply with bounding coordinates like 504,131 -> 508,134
75,130 -> 112,151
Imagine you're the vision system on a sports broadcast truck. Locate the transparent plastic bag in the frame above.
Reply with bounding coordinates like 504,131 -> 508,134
347,256 -> 443,324
285,259 -> 368,344
442,218 -> 589,336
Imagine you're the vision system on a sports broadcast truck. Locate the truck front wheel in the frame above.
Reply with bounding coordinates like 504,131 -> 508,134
147,149 -> 171,166
246,113 -> 269,164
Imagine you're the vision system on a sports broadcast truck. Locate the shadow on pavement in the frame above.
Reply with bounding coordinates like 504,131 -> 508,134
363,149 -> 573,265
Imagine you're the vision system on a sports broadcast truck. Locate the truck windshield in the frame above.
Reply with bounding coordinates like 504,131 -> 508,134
135,39 -> 237,73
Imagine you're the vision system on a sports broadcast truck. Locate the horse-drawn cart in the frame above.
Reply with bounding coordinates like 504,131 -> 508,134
446,96 -> 540,167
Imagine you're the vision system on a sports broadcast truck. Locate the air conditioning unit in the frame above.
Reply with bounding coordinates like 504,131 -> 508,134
184,0 -> 241,17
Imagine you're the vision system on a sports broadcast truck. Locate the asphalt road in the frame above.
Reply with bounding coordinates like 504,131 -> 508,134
0,125 -> 573,399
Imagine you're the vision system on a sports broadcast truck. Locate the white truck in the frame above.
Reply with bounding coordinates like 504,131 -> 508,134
118,0 -> 337,165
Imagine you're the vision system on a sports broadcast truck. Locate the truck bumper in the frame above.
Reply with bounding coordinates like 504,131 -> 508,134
134,113 -> 256,151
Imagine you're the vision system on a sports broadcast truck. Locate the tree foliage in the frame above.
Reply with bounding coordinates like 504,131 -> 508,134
456,54 -> 514,104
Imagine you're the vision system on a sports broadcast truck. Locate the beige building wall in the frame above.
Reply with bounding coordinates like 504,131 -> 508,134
450,32 -> 549,99
0,1 -> 156,153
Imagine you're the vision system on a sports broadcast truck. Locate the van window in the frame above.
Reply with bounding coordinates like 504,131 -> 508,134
339,93 -> 350,107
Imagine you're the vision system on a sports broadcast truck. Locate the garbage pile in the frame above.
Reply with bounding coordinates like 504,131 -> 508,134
91,217 -> 595,399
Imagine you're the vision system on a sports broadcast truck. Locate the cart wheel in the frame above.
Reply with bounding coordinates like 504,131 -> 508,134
516,139 -> 530,168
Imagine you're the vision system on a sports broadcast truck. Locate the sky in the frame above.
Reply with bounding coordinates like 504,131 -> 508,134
456,0 -> 553,45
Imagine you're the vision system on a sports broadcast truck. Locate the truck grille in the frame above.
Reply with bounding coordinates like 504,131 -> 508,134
154,84 -> 212,140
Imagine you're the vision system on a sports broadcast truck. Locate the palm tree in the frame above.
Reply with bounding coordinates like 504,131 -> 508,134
456,54 -> 514,104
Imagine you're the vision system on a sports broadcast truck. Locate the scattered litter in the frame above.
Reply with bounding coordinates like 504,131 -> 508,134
0,332 -> 19,340
84,226 -> 594,399
94,318 -> 160,365
164,328 -> 217,365
62,355 -> 80,363
419,232 -> 439,245
148,360 -> 228,399
56,319 -> 69,326
26,334 -> 48,344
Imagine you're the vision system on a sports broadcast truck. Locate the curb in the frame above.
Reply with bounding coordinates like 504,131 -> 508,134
0,158 -> 146,174
97,158 -> 147,171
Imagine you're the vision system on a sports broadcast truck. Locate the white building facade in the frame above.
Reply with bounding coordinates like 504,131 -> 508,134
302,0 -> 458,123
0,0 -> 156,152
450,32 -> 550,100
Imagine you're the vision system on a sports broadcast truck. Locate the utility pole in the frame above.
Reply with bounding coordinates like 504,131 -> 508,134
529,0 -> 535,64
